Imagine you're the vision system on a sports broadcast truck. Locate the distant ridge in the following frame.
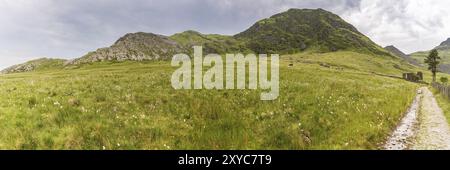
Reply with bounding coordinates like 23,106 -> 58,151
384,45 -> 419,66
3,8 -> 394,73
1,58 -> 66,74
67,8 -> 390,66
410,37 -> 450,73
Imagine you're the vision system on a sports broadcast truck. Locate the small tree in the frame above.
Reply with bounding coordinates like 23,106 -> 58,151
424,49 -> 440,82
441,77 -> 448,85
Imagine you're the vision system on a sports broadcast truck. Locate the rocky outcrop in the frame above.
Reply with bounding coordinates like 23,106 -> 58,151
67,32 -> 185,65
1,58 -> 66,74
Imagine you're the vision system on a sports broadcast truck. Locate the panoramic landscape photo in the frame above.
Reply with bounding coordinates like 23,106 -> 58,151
1,0 -> 450,150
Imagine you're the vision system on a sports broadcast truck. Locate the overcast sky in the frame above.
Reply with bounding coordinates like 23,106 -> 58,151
1,0 -> 450,69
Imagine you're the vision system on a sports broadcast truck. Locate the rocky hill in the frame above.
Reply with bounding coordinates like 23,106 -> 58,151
4,8 -> 396,72
1,58 -> 66,74
69,8 -> 390,66
67,32 -> 185,65
234,8 -> 389,55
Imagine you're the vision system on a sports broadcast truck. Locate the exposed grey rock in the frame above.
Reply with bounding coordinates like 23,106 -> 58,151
1,58 -> 66,74
66,32 -> 185,65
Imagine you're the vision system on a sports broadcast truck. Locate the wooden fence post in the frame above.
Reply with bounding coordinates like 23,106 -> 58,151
433,82 -> 450,99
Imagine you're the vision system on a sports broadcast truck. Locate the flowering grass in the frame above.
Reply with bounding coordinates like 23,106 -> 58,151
0,51 -> 420,149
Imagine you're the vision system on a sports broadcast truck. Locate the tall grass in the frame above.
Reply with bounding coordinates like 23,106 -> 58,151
0,52 -> 419,149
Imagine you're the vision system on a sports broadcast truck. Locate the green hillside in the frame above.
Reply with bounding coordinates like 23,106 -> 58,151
169,30 -> 250,54
170,9 -> 390,56
0,8 -> 430,149
235,8 -> 389,55
410,38 -> 450,73
0,51 -> 422,149
2,9 -> 394,75
58,8 -> 392,69
1,58 -> 66,74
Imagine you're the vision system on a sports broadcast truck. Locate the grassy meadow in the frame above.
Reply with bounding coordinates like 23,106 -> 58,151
0,51 -> 421,149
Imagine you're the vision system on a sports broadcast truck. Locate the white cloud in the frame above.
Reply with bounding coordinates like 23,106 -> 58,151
341,0 -> 450,53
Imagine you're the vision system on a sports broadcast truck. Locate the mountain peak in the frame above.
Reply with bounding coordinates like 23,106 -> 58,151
384,45 -> 406,57
286,8 -> 326,12
65,8 -> 389,66
384,45 -> 420,66
114,32 -> 172,45
181,30 -> 202,35
437,38 -> 450,49
234,8 -> 386,54
68,32 -> 184,65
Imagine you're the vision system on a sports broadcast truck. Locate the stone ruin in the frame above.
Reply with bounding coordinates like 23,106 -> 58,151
403,72 -> 423,82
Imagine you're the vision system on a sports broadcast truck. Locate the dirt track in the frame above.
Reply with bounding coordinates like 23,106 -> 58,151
385,87 -> 450,150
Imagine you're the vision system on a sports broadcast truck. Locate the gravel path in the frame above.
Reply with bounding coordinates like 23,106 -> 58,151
411,87 -> 450,149
384,90 -> 421,150
384,87 -> 450,150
